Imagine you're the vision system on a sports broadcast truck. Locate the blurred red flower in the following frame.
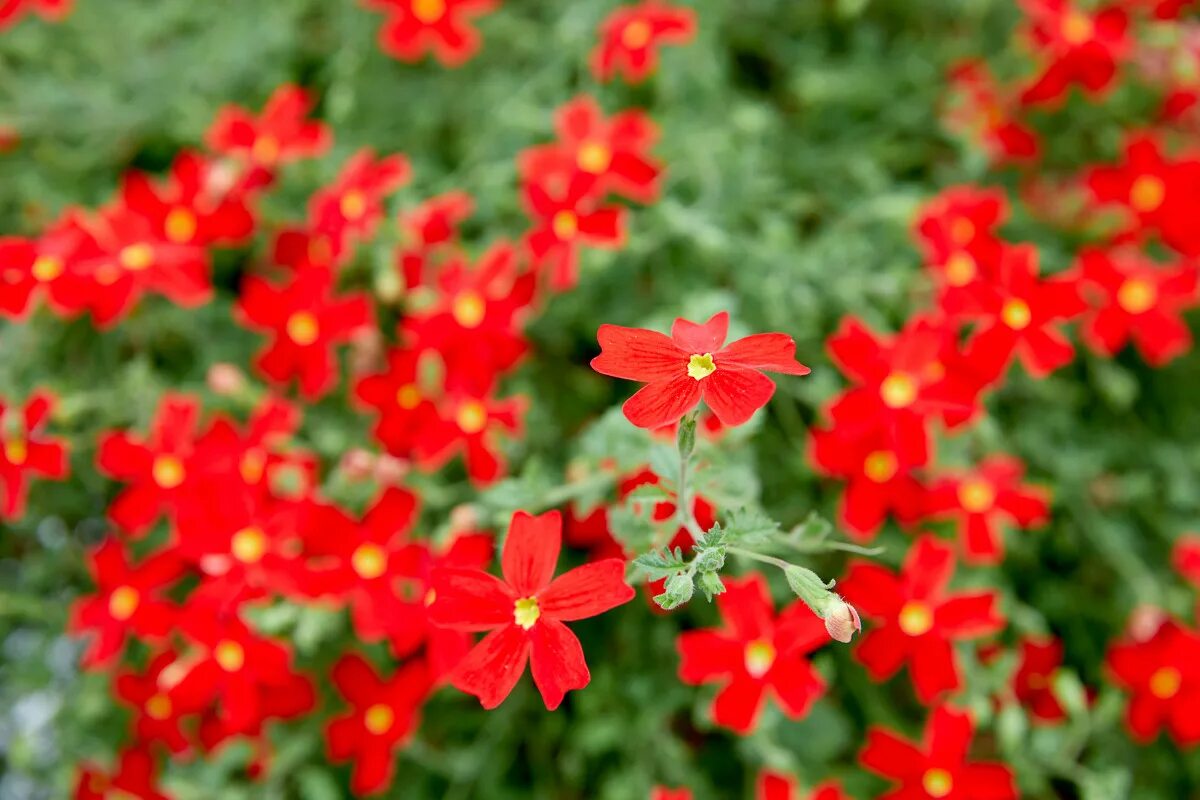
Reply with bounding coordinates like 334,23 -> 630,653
206,84 -> 331,171
523,172 -> 626,290
1107,618 -> 1200,746
1019,0 -> 1130,106
0,390 -> 67,519
364,0 -> 498,66
592,1 -> 697,84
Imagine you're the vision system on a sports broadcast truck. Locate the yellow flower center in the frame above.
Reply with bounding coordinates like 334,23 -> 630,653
687,353 -> 716,380
880,372 -> 918,409
456,400 -> 488,434
743,639 -> 776,678
514,596 -> 541,629
1001,298 -> 1032,330
552,210 -> 579,240
412,0 -> 446,23
577,141 -> 613,174
286,311 -> 320,345
898,601 -> 934,637
1117,278 -> 1157,315
622,19 -> 652,48
364,703 -> 396,735
863,450 -> 898,483
214,640 -> 245,672
31,255 -> 64,282
119,243 -> 154,271
164,207 -> 198,243
231,526 -> 267,564
252,135 -> 280,165
949,217 -> 975,246
396,384 -> 422,409
108,585 -> 141,621
4,439 -> 27,465
452,291 -> 486,328
340,191 -> 367,221
1061,11 -> 1093,45
1129,175 -> 1166,213
352,543 -> 388,580
239,450 -> 265,484
922,768 -> 954,799
144,694 -> 172,721
944,251 -> 977,287
1150,666 -> 1182,699
957,479 -> 996,513
424,587 -> 437,607
152,455 -> 185,489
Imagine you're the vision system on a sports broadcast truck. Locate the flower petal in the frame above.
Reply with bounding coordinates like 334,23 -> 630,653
501,510 -> 562,595
428,567 -> 515,631
451,624 -> 530,710
622,376 -> 702,429
671,311 -> 728,353
700,365 -> 776,426
591,325 -> 685,382
719,333 -> 810,375
529,618 -> 590,710
539,558 -> 634,621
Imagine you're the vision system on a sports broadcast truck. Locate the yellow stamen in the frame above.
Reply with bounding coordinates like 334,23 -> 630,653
456,401 -> 488,434
513,596 -> 540,629
286,311 -> 320,346
411,0 -> 446,23
340,191 -> 367,221
957,479 -> 996,513
145,694 -> 172,721
949,217 -> 975,246
898,601 -> 934,637
108,585 -> 140,621
252,135 -> 280,165
231,526 -> 267,564
1117,278 -> 1156,314
863,450 -> 898,483
1061,11 -> 1093,45
396,384 -> 422,410
621,19 -> 652,49
31,255 -> 64,282
164,208 -> 198,243
4,439 -> 27,465
552,210 -> 578,240
1001,298 -> 1031,330
880,372 -> 918,409
1130,175 -> 1165,213
743,639 -> 776,678
152,455 -> 185,489
452,291 -> 486,328
352,543 -> 388,580
922,768 -> 954,799
944,252 -> 977,287
1150,667 -> 1182,699
577,141 -> 613,174
687,353 -> 716,380
364,703 -> 396,735
119,243 -> 154,271
214,640 -> 245,672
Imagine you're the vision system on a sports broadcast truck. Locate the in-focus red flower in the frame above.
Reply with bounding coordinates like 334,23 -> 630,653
961,244 -> 1086,378
677,574 -> 828,733
923,455 -> 1050,564
0,390 -> 67,520
1107,617 -> 1200,746
841,535 -> 1004,702
592,1 -> 697,84
591,311 -> 810,429
1077,248 -> 1199,365
1013,636 -> 1068,724
523,172 -> 626,290
1018,0 -> 1131,106
74,747 -> 170,800
236,267 -> 374,398
364,0 -> 498,66
809,422 -> 926,540
520,96 -> 662,203
326,654 -> 432,795
943,61 -> 1040,164
0,0 -> 72,31
97,394 -> 204,535
860,705 -> 1017,800
428,510 -> 634,709
206,84 -> 331,171
1085,133 -> 1200,257
68,539 -> 181,668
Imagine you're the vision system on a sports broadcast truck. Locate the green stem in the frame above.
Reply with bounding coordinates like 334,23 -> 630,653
726,546 -> 792,571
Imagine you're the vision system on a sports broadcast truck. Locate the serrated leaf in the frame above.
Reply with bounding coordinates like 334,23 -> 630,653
632,547 -> 689,580
723,507 -> 779,544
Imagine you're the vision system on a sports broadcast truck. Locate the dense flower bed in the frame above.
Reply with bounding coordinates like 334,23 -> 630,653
2,0 -> 1200,798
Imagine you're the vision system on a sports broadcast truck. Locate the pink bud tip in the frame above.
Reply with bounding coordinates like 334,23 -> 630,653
824,597 -> 862,643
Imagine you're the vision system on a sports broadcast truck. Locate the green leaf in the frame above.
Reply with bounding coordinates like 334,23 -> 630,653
696,570 -> 726,601
632,548 -> 689,580
723,507 -> 780,544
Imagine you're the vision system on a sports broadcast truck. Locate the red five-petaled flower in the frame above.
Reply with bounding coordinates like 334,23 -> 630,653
591,311 -> 810,429
1106,617 -> 1200,746
0,390 -> 67,520
206,83 -> 332,170
326,654 -> 432,795
677,574 -> 828,734
861,705 -> 1017,800
592,1 -> 697,84
428,510 -> 634,710
841,535 -> 1004,703
363,0 -> 498,66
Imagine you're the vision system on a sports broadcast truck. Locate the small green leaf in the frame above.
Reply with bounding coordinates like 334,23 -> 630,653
696,570 -> 726,601
632,548 -> 689,580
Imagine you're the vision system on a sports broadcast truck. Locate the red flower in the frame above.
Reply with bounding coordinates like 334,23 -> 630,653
1077,248 -> 1199,365
913,186 -> 1009,311
397,190 -> 474,288
1085,133 -> 1200,257
943,61 -> 1040,164
114,650 -> 197,753
363,0 -> 498,66
923,455 -> 1050,564
271,224 -> 351,274
1013,636 -> 1068,723
74,747 -> 169,800
1018,0 -> 1130,107
591,311 -> 810,429
841,535 -> 1004,702
326,654 -> 432,795
860,705 -> 1017,800
1173,533 -> 1200,587
523,172 -> 626,290
650,789 -> 692,800
355,347 -> 445,458
1107,618 -> 1200,746
428,510 -> 635,709
172,611 -> 313,734
120,152 -> 256,248
206,84 -> 331,170
0,390 -> 67,520
962,244 -> 1086,378
414,390 -> 526,485
0,212 -> 99,320
677,574 -> 828,733
0,0 -> 71,30
97,393 -> 204,535
308,149 -> 410,247
68,539 -> 181,668
591,1 -> 697,84
809,422 -> 925,540
520,96 -> 662,204
236,267 -> 374,398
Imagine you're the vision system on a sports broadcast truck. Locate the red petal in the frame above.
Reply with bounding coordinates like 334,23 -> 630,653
677,630 -> 742,683
451,624 -> 530,710
859,728 -> 924,780
539,558 -> 634,621
719,333 -> 810,375
591,324 -> 685,382
671,311 -> 728,353
501,510 -> 562,595
711,675 -> 767,734
428,567 -> 515,631
622,376 -> 702,429
529,618 -> 590,710
700,365 -> 775,426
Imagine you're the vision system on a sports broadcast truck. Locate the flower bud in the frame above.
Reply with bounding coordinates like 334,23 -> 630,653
207,363 -> 246,396
449,504 -> 479,532
822,596 -> 862,643
373,453 -> 409,486
340,448 -> 376,481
